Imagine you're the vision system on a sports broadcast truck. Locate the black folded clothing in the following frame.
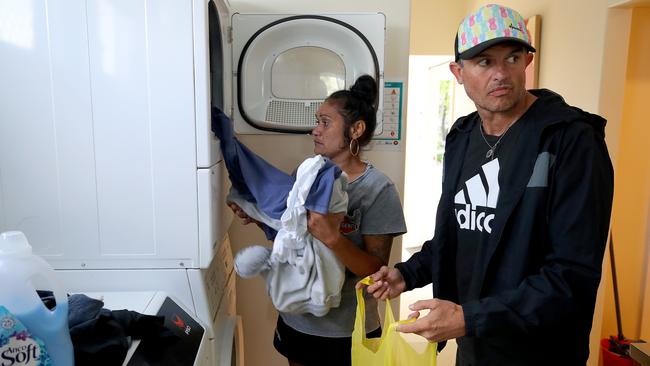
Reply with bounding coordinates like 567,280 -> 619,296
67,294 -> 178,366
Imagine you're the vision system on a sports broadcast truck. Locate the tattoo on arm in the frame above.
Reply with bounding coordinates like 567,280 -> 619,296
364,235 -> 393,265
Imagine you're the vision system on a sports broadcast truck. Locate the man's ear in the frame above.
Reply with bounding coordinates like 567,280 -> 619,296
525,52 -> 534,67
449,61 -> 464,84
350,120 -> 366,140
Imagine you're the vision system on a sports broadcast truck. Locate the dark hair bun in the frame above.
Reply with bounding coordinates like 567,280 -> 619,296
349,75 -> 377,108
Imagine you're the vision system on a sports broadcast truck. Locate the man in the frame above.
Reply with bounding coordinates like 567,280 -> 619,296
363,4 -> 614,365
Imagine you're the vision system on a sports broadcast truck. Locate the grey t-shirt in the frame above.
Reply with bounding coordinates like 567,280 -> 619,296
280,164 -> 407,337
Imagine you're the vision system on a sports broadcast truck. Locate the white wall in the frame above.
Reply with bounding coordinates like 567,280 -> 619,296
227,1 -> 411,365
409,1 -> 468,55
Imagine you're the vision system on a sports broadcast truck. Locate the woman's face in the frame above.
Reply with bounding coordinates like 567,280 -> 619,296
312,101 -> 348,159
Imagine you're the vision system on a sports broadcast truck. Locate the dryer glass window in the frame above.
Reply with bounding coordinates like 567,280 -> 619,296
271,46 -> 345,100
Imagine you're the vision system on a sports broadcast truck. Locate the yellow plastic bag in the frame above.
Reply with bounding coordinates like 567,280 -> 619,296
352,277 -> 437,366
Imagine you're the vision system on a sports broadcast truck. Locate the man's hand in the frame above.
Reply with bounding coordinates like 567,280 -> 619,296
396,299 -> 466,343
357,266 -> 406,300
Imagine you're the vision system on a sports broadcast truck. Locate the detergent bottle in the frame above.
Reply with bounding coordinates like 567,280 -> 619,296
0,231 -> 74,365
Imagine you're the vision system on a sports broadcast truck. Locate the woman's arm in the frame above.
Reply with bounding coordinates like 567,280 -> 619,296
307,211 -> 393,277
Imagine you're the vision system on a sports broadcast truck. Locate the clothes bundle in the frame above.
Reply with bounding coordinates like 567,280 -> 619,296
212,108 -> 347,316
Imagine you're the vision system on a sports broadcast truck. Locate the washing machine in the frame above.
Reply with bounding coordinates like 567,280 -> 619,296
230,12 -> 386,134
82,292 -> 211,366
59,233 -> 243,366
84,290 -> 243,366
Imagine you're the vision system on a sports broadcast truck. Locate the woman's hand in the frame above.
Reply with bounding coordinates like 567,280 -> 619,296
307,211 -> 345,248
227,202 -> 261,226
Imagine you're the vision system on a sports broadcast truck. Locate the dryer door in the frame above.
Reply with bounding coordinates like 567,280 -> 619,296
198,0 -> 233,169
232,14 -> 385,134
209,0 -> 232,116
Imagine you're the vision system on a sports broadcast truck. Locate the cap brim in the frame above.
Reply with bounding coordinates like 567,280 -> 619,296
457,37 -> 536,60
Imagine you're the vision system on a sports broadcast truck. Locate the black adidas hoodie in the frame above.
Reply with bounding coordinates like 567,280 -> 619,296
396,89 -> 614,365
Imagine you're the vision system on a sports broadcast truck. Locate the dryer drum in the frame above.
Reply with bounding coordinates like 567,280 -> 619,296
235,15 -> 382,133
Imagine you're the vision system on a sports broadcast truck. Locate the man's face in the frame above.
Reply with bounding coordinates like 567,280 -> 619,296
450,44 -> 533,115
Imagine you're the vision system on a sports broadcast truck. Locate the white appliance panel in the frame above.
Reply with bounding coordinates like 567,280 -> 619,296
0,0 -> 97,257
86,0 -> 198,257
59,269 -> 196,312
0,0 -> 219,269
197,162 -> 233,268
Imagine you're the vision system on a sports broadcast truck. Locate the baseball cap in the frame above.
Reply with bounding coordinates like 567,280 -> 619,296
455,4 -> 535,61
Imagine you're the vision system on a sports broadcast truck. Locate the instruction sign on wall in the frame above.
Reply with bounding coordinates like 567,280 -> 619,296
370,81 -> 403,150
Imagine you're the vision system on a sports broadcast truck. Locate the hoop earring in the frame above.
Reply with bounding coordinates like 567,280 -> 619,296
349,138 -> 360,157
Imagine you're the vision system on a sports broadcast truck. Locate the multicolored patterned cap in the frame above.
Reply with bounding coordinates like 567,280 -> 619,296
454,4 -> 535,61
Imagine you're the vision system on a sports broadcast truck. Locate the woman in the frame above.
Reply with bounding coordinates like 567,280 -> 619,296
231,75 -> 406,366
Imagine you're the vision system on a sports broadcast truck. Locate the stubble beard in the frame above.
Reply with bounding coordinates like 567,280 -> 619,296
475,88 -> 526,114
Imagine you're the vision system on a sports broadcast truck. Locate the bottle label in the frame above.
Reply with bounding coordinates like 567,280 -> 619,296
0,306 -> 50,366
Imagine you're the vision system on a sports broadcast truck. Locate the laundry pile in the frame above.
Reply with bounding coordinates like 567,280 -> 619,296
212,108 -> 347,316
